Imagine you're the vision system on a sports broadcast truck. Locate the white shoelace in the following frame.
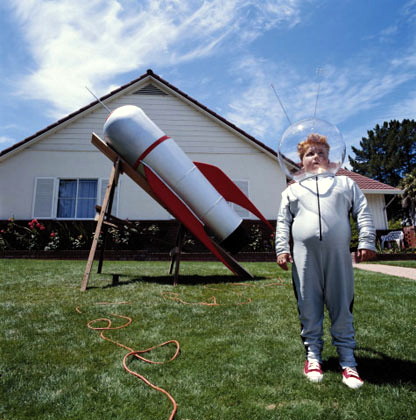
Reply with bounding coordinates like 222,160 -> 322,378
307,360 -> 321,371
344,367 -> 360,378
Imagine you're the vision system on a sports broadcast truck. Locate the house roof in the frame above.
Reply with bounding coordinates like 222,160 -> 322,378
0,68 -> 276,158
286,167 -> 401,194
0,69 -> 401,195
336,168 -> 402,194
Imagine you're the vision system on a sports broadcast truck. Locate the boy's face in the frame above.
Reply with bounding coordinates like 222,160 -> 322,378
302,144 -> 329,174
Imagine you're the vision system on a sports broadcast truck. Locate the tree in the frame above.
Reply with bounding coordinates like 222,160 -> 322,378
348,119 -> 416,187
399,168 -> 416,226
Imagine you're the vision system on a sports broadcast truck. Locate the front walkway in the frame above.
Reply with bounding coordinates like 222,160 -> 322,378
353,263 -> 416,281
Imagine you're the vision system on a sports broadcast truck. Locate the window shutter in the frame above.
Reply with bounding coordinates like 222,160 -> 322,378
33,178 -> 55,218
100,179 -> 118,216
232,180 -> 250,218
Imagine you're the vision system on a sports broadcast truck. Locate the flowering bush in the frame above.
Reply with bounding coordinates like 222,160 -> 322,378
0,219 -> 279,252
0,219 -> 169,251
44,231 -> 60,251
70,234 -> 86,249
246,224 -> 275,252
0,218 -> 48,250
0,219 -> 94,251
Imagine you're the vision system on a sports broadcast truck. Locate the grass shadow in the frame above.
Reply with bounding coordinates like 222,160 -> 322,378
90,273 -> 268,289
323,347 -> 416,386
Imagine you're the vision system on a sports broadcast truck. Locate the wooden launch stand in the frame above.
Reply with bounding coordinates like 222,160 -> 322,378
81,133 -> 253,291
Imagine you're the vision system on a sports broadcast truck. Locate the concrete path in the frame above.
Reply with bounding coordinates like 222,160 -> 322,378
353,263 -> 416,281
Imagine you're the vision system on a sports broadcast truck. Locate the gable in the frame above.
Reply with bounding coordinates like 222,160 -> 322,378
1,70 -> 277,162
12,82 -> 266,160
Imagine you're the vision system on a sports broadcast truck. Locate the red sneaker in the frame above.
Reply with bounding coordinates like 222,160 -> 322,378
303,360 -> 323,383
342,367 -> 364,389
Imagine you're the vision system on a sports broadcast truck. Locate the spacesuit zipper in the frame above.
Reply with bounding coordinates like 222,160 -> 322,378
315,176 -> 323,241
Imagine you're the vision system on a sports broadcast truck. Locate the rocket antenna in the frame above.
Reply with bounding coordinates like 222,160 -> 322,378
85,86 -> 112,113
271,84 -> 292,125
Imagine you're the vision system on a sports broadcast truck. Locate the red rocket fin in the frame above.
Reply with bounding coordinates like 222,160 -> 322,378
143,166 -> 253,278
194,162 -> 274,232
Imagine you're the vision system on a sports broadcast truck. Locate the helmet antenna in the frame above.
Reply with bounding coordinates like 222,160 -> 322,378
271,83 -> 292,125
313,67 -> 323,119
85,86 -> 112,113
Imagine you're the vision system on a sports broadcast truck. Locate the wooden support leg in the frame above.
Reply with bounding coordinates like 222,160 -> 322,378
169,223 -> 185,286
97,173 -> 118,274
112,274 -> 120,286
96,227 -> 108,274
81,159 -> 120,291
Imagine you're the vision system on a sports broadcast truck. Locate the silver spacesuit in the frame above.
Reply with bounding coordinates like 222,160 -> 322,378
275,174 -> 376,367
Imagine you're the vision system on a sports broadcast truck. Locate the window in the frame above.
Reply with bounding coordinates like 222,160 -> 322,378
57,179 -> 97,218
33,178 -> 118,219
230,180 -> 250,218
100,179 -> 118,216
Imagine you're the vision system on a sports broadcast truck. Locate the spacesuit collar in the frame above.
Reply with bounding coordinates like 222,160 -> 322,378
296,171 -> 335,184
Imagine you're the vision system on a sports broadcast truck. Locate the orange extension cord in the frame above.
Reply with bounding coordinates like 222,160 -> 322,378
161,280 -> 285,306
76,302 -> 180,420
77,280 -> 285,419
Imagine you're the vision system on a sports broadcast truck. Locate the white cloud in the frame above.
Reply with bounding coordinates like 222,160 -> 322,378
389,92 -> 416,119
7,0 -> 414,158
401,0 -> 416,20
8,0 -> 303,118
222,50 -> 416,154
223,56 -> 291,147
0,135 -> 15,145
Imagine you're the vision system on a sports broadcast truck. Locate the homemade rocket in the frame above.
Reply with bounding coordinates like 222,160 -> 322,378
102,105 -> 273,273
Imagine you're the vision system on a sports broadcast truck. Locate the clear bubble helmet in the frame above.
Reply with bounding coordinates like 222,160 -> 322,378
278,118 -> 346,181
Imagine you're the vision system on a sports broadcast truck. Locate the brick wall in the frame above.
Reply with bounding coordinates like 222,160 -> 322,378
403,226 -> 416,248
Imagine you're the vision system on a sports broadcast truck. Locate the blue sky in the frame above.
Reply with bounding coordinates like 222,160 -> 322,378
1,0 -> 415,163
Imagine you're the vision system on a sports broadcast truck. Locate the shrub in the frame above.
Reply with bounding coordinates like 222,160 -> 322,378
0,219 -> 95,251
0,219 -> 279,253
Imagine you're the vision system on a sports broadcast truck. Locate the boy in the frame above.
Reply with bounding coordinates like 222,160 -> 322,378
275,133 -> 376,389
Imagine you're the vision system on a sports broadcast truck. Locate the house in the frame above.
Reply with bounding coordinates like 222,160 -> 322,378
336,168 -> 401,230
0,69 -> 401,236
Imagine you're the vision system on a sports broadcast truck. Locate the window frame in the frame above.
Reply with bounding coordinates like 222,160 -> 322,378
32,177 -> 118,220
56,179 -> 98,219
229,179 -> 251,218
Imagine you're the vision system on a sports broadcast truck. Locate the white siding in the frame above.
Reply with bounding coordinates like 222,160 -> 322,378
28,90 -> 257,155
366,194 -> 388,230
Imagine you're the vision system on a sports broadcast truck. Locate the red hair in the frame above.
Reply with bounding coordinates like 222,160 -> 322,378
297,133 -> 330,160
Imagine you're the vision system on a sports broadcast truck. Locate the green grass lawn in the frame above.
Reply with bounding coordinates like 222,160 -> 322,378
1,259 -> 415,420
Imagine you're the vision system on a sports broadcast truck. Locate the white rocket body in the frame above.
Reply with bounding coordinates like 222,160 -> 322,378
103,105 -> 243,243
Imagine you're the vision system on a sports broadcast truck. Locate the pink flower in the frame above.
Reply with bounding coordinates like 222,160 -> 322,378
50,232 -> 56,237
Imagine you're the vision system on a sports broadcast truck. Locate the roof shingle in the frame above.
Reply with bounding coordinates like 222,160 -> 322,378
337,168 -> 401,192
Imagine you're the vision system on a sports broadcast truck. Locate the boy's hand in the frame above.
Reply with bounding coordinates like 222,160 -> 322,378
356,249 -> 376,262
277,253 -> 293,270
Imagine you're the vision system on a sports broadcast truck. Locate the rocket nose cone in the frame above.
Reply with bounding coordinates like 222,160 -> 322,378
103,105 -> 166,167
104,105 -> 142,129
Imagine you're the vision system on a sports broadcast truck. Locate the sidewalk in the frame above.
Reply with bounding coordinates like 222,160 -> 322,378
353,263 -> 416,280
